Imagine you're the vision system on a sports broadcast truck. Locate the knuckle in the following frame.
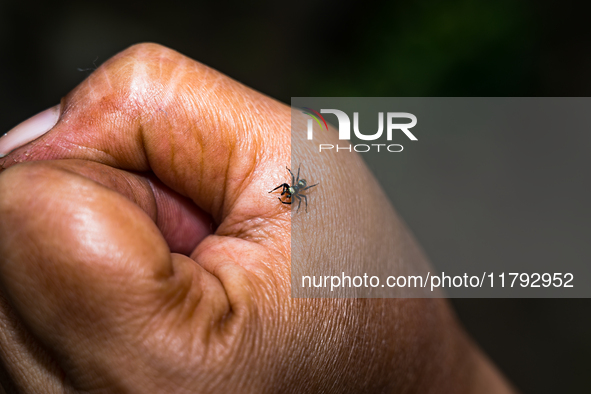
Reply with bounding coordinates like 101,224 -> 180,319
122,42 -> 177,60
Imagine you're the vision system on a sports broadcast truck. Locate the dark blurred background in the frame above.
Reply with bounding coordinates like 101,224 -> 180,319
1,0 -> 589,392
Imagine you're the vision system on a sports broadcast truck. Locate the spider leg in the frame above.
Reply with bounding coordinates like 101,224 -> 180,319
269,183 -> 290,193
287,167 -> 295,186
299,194 -> 309,212
302,183 -> 318,191
296,165 -> 301,183
296,194 -> 302,212
279,197 -> 292,205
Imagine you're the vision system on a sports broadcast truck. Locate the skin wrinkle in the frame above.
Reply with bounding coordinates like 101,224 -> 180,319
219,142 -> 259,223
132,307 -> 217,387
166,92 -> 226,213
114,166 -> 141,205
145,177 -> 161,230
219,215 -> 279,247
219,128 -> 235,222
200,284 -> 261,390
59,118 -> 122,168
123,311 -> 209,390
204,239 -> 275,309
168,106 -> 179,185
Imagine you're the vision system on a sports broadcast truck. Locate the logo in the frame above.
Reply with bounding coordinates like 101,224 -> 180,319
302,107 -> 328,139
303,108 -> 417,153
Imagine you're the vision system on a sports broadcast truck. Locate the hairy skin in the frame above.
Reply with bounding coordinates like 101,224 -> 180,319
0,44 -> 515,393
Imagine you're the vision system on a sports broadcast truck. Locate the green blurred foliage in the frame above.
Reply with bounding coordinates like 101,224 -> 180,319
309,0 -> 535,96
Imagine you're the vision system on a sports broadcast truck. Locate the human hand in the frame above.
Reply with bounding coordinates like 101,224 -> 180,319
0,43 -> 514,393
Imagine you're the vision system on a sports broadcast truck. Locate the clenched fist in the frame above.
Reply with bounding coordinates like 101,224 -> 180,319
0,43 -> 514,393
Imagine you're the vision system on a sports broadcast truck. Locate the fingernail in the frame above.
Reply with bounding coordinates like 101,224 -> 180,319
0,104 -> 61,158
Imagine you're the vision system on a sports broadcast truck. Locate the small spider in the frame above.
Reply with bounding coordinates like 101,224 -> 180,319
269,166 -> 318,212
